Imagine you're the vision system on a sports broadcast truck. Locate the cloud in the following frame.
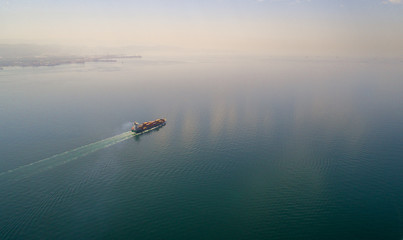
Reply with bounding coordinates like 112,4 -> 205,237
385,0 -> 402,4
265,0 -> 312,3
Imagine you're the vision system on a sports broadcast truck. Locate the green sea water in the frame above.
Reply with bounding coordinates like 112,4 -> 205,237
0,56 -> 402,239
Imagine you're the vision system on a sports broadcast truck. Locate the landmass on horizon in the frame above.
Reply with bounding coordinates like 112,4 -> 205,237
0,55 -> 141,69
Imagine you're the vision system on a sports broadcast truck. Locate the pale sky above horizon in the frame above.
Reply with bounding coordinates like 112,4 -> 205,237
1,0 -> 402,56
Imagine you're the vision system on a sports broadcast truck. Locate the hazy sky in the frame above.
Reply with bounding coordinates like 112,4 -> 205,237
1,0 -> 402,56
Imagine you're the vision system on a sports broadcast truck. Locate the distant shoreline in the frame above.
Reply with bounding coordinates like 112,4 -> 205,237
0,55 -> 141,69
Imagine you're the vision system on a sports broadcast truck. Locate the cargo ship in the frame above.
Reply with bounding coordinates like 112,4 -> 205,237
131,118 -> 166,134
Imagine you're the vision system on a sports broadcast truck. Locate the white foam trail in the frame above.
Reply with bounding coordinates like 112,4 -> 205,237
0,131 -> 134,183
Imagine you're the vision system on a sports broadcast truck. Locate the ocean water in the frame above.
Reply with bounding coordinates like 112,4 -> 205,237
0,56 -> 402,239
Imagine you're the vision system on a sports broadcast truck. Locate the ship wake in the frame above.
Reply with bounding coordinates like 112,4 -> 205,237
0,131 -> 133,183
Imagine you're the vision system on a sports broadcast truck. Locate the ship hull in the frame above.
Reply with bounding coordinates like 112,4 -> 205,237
133,122 -> 166,134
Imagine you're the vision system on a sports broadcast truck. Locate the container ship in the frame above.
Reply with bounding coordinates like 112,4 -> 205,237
131,118 -> 166,134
